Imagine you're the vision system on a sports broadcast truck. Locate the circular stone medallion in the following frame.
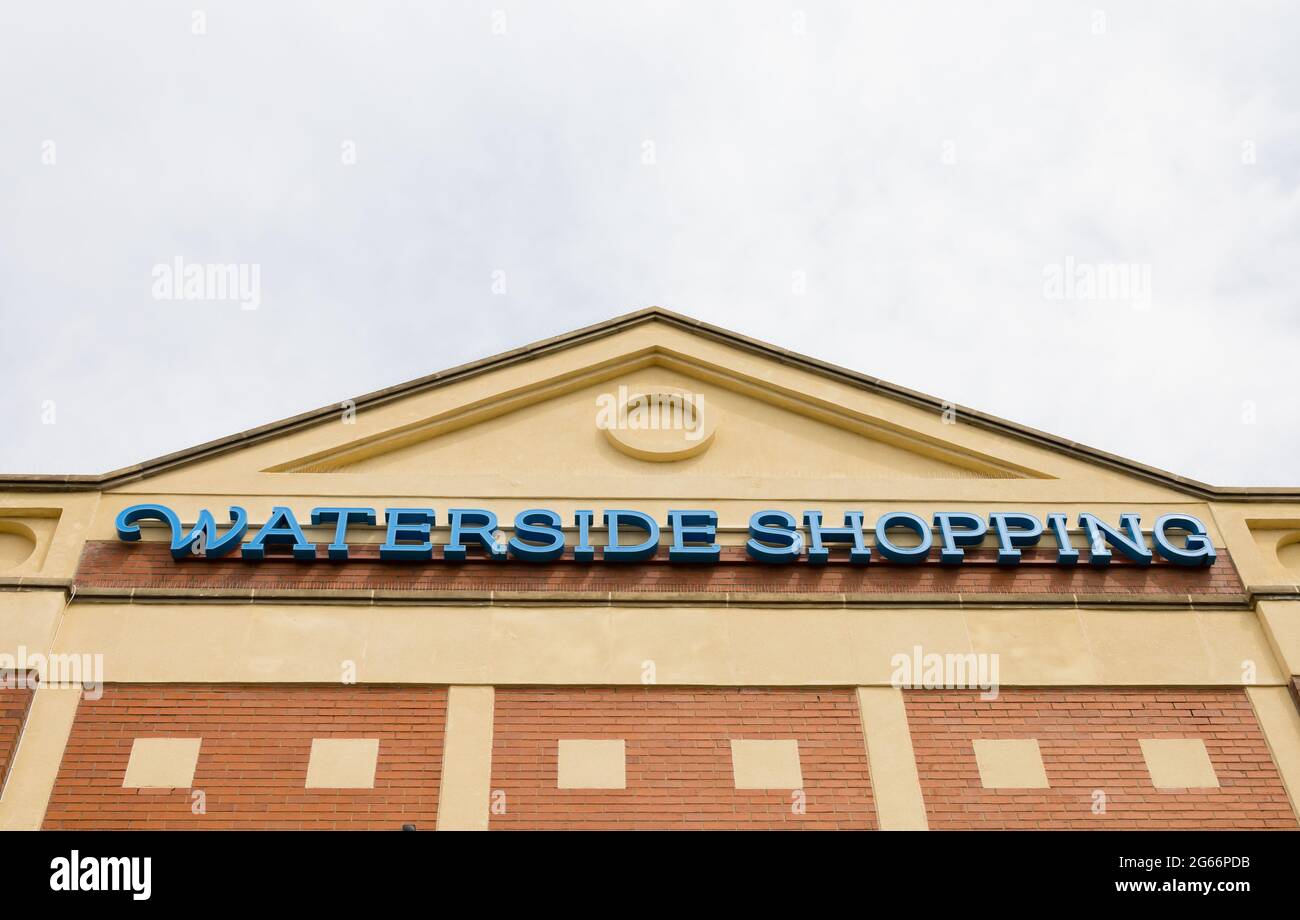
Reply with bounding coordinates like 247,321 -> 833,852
599,388 -> 716,462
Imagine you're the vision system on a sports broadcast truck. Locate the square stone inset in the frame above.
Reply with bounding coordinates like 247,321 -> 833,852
1140,738 -> 1219,789
122,738 -> 202,789
557,739 -> 626,789
305,738 -> 380,789
972,739 -> 1049,789
730,739 -> 803,789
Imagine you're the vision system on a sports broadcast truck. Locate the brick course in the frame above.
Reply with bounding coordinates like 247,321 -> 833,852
905,688 -> 1297,829
0,686 -> 34,792
489,686 -> 875,830
43,684 -> 447,830
75,541 -> 1244,599
29,682 -> 1299,830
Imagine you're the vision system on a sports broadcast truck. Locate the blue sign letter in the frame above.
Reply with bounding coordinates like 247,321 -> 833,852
1152,514 -> 1216,567
1045,512 -> 1079,565
1080,512 -> 1152,567
573,510 -> 596,563
874,512 -> 932,564
508,509 -> 567,562
802,511 -> 870,565
242,506 -> 315,561
603,510 -> 659,562
746,510 -> 803,564
380,508 -> 436,561
668,510 -> 720,563
311,507 -> 376,561
989,512 -> 1043,566
445,509 -> 506,561
934,512 -> 987,565
116,503 -> 247,560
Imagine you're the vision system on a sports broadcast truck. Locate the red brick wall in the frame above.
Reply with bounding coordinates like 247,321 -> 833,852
0,686 -> 34,792
905,688 -> 1297,829
76,540 -> 1244,600
489,687 -> 874,830
43,685 -> 447,830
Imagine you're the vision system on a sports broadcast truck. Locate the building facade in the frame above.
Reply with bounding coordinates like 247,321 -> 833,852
1,308 -> 1299,830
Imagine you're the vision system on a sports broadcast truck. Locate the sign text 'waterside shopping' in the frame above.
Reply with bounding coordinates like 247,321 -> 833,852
115,504 -> 1217,568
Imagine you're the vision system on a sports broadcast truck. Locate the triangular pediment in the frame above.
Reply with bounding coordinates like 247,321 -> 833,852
81,309 -> 1209,503
269,362 -> 1037,481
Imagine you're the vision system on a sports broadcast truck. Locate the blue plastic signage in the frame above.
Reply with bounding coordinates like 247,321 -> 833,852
114,503 -> 1218,568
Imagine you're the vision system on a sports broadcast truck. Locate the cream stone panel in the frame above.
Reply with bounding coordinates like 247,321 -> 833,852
964,609 -> 1099,685
0,520 -> 45,575
0,591 -> 67,658
1246,686 -> 1300,822
238,608 -> 369,682
973,739 -> 1049,789
488,608 -> 614,684
49,603 -> 1293,687
1257,600 -> 1300,678
557,739 -> 626,789
437,686 -> 495,831
1139,739 -> 1219,789
855,687 -> 928,830
1281,543 -> 1300,577
363,607 -> 490,684
0,530 -> 34,571
1081,610 -> 1217,685
726,608 -> 857,685
122,738 -> 202,789
1196,611 -> 1285,685
0,687 -> 81,830
730,739 -> 803,790
1247,527 -> 1300,586
0,494 -> 98,580
304,738 -> 379,789
1208,505 -> 1300,590
608,607 -> 734,685
846,608 -> 974,684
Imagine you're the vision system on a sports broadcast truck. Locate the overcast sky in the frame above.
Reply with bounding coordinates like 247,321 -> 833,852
1,1 -> 1297,485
